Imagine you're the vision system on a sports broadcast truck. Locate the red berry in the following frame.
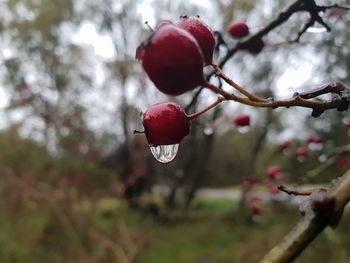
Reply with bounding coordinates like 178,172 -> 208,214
228,21 -> 249,38
136,24 -> 204,96
279,140 -> 291,151
178,16 -> 215,65
142,102 -> 190,145
307,135 -> 323,144
269,185 -> 280,194
234,114 -> 250,126
246,38 -> 264,55
248,194 -> 262,203
266,166 -> 281,179
250,203 -> 261,215
296,147 -> 307,157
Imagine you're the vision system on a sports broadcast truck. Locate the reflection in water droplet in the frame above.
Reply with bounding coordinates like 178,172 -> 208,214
149,144 -> 179,163
307,26 -> 327,33
318,154 -> 327,163
237,126 -> 250,134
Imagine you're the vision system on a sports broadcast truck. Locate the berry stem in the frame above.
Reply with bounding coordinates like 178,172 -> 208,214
203,81 -> 268,107
144,21 -> 154,32
187,97 -> 225,120
211,63 -> 267,103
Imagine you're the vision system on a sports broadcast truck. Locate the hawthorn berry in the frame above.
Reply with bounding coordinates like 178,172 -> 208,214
266,166 -> 282,179
248,194 -> 262,203
155,19 -> 173,29
142,102 -> 190,146
178,16 -> 215,65
228,21 -> 249,38
246,38 -> 264,55
234,114 -> 250,126
136,24 -> 204,96
250,203 -> 261,216
296,147 -> 308,158
307,135 -> 323,144
279,140 -> 291,152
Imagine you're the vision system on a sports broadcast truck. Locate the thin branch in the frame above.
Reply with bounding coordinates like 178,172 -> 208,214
203,80 -> 349,115
278,185 -> 313,196
187,97 -> 224,120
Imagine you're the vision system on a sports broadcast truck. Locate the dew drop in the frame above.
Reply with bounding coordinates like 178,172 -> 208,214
318,154 -> 327,163
149,144 -> 179,163
308,143 -> 324,151
297,156 -> 306,162
203,127 -> 214,136
237,126 -> 250,134
307,26 -> 327,33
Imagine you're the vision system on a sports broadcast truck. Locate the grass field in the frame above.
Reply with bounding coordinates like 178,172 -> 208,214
0,194 -> 349,262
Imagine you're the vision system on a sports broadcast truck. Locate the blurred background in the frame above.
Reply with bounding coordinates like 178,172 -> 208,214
0,0 -> 349,262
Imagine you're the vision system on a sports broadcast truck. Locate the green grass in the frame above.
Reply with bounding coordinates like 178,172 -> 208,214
0,195 -> 349,263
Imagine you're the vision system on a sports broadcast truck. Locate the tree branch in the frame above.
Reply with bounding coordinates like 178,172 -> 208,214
260,170 -> 350,262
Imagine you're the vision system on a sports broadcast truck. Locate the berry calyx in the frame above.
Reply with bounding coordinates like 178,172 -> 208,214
142,102 -> 190,145
234,113 -> 250,126
245,38 -> 264,55
228,21 -> 249,38
178,16 -> 216,65
136,24 -> 205,96
155,19 -> 173,29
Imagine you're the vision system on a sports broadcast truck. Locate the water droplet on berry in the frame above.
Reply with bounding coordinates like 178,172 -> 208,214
149,144 -> 179,163
307,26 -> 327,33
318,154 -> 327,163
237,126 -> 250,134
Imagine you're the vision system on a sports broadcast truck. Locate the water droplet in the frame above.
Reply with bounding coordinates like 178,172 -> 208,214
297,156 -> 306,162
307,26 -> 327,33
237,126 -> 250,134
308,143 -> 324,151
203,127 -> 214,136
149,144 -> 179,163
318,154 -> 327,163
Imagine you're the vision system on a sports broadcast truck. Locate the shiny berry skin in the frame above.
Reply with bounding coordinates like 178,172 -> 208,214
246,38 -> 264,55
142,102 -> 190,146
178,16 -> 215,65
228,21 -> 249,38
266,166 -> 281,179
296,147 -> 307,157
234,114 -> 250,126
136,24 -> 204,96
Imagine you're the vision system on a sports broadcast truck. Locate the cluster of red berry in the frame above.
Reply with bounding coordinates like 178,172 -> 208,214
136,16 -> 264,162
